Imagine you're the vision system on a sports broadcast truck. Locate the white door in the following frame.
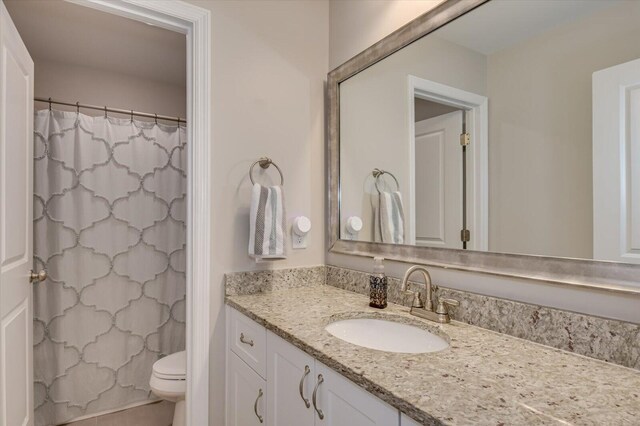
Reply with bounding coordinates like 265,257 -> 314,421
314,362 -> 398,426
412,111 -> 463,248
227,351 -> 267,426
593,58 -> 640,264
266,331 -> 315,426
0,3 -> 34,426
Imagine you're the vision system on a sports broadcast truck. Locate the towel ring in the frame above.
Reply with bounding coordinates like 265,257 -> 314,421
250,157 -> 284,186
372,168 -> 399,193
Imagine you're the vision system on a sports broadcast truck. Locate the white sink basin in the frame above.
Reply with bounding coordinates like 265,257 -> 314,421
325,318 -> 449,354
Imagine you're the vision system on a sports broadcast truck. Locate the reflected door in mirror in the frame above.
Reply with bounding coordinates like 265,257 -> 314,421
413,110 -> 463,249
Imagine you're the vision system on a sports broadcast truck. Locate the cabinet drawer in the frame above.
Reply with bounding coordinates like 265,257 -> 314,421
229,307 -> 267,378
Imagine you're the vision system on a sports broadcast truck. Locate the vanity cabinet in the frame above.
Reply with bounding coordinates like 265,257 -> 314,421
267,331 -> 397,426
267,331 -> 316,425
226,307 -> 403,426
227,350 -> 267,426
314,361 -> 398,425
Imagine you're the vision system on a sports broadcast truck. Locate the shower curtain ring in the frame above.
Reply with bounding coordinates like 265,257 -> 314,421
104,106 -> 108,119
155,113 -> 158,124
131,110 -> 134,123
48,97 -> 52,111
76,101 -> 80,114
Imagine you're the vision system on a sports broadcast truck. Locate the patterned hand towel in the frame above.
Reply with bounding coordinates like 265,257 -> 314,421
249,183 -> 287,260
378,190 -> 405,244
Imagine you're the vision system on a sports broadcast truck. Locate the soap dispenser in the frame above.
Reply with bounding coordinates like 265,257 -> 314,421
369,257 -> 388,309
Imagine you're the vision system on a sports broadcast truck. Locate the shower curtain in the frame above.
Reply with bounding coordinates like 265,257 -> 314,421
32,110 -> 187,426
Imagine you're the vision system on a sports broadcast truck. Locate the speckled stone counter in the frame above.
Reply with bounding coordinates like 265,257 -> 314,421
226,285 -> 640,426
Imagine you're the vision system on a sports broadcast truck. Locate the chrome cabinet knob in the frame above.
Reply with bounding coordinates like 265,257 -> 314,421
29,269 -> 47,283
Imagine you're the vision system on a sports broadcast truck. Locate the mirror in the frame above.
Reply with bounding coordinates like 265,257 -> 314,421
338,0 -> 640,264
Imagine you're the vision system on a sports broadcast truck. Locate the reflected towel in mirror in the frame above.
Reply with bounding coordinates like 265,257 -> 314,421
376,191 -> 405,244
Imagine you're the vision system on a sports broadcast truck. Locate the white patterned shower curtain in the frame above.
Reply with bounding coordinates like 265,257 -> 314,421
32,110 -> 186,426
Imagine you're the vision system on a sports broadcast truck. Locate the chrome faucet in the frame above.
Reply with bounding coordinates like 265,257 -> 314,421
400,265 -> 459,323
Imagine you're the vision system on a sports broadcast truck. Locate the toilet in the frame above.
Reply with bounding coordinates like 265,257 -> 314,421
150,351 -> 186,426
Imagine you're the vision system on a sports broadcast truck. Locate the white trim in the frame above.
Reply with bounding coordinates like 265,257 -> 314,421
407,82 -> 417,245
407,75 -> 488,250
65,1 -> 212,424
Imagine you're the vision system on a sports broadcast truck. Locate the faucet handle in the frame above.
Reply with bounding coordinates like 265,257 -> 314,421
409,291 -> 424,309
402,281 -> 425,309
436,298 -> 459,315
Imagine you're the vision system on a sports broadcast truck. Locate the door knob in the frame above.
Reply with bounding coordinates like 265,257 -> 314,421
29,269 -> 47,283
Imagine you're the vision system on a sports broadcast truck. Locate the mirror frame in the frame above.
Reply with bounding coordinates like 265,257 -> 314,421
327,0 -> 640,295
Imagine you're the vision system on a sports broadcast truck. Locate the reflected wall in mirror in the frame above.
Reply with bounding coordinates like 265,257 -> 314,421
339,0 -> 640,263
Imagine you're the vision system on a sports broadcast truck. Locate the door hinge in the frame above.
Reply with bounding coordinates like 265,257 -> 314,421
460,229 -> 470,242
460,132 -> 470,146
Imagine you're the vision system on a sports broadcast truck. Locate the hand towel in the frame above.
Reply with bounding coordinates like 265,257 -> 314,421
249,183 -> 287,260
378,190 -> 405,244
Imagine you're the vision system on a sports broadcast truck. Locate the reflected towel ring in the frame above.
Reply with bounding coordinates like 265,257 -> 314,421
372,168 -> 399,192
250,157 -> 284,186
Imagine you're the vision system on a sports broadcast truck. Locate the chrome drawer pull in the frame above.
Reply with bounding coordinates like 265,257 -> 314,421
240,332 -> 254,347
312,374 -> 324,420
254,388 -> 264,423
299,365 -> 311,408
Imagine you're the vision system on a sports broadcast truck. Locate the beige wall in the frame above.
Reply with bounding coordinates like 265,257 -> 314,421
34,59 -> 186,120
327,0 -> 640,329
340,35 -> 486,242
329,0 -> 443,69
182,1 -> 329,424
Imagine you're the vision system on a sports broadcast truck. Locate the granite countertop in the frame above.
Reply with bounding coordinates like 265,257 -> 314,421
226,285 -> 640,425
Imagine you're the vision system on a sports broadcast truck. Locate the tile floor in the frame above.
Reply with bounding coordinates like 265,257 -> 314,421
62,400 -> 174,426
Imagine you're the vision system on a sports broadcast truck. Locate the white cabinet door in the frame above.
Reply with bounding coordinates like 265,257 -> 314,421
0,3 -> 35,426
266,331 -> 315,426
314,362 -> 398,426
227,351 -> 267,426
400,413 -> 421,426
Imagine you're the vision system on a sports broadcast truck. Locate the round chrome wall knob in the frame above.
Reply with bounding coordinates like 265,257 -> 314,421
29,269 -> 47,283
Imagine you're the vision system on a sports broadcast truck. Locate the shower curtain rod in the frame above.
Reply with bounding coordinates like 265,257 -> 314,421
34,97 -> 186,124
